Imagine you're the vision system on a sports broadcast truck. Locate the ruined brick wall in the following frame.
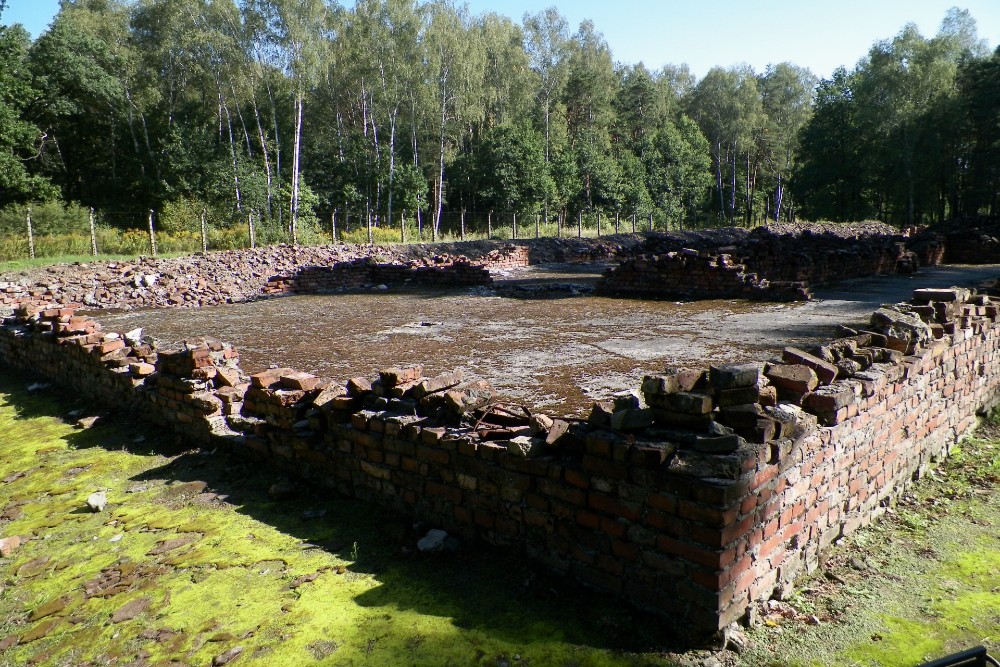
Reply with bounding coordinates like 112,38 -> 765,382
261,257 -> 493,295
733,228 -> 921,284
3,285 -> 999,635
596,249 -> 811,302
598,227 -> 931,300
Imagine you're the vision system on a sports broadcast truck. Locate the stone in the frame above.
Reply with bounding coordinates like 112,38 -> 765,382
212,646 -> 244,666
379,366 -> 424,387
147,536 -> 197,555
16,556 -> 50,578
718,404 -> 768,429
86,491 -> 107,513
128,362 -> 155,377
610,408 -> 655,431
804,384 -> 858,413
528,413 -> 554,435
663,367 -> 705,392
870,307 -> 933,344
690,434 -> 744,454
0,535 -> 21,557
411,371 -> 464,399
588,400 -> 615,427
251,368 -> 294,389
651,409 -> 716,430
268,478 -> 297,500
782,347 -> 839,385
765,364 -> 819,394
912,287 -> 969,303
76,416 -> 101,429
611,390 -> 641,411
668,449 -> 743,480
312,383 -> 348,410
111,597 -> 151,623
280,371 -> 320,392
347,376 -> 373,396
417,529 -> 449,552
717,386 -> 761,408
642,374 -> 679,396
215,367 -> 243,388
124,328 -> 143,346
710,363 -> 762,390
545,419 -> 570,446
663,392 -> 714,415
507,436 -> 543,458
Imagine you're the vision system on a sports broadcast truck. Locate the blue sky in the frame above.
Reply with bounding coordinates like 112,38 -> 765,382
4,0 -> 999,79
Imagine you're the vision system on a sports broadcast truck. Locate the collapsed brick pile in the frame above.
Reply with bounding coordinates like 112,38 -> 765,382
0,237 -> 640,312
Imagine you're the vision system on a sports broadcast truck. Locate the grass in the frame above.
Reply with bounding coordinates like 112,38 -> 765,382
740,428 -> 1000,667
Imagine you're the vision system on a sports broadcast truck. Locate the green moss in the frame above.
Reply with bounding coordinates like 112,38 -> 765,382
0,374 -> 677,667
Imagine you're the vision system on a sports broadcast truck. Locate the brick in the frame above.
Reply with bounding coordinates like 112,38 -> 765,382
765,363 -> 819,394
251,367 -> 294,389
782,347 -> 839,385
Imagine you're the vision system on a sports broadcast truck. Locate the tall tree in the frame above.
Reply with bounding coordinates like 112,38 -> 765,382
0,24 -> 55,205
522,7 -> 569,166
758,62 -> 816,221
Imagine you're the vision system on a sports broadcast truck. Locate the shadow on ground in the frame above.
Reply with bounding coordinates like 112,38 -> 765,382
0,369 -> 701,666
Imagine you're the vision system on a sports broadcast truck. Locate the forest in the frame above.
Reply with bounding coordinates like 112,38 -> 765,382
0,0 -> 999,251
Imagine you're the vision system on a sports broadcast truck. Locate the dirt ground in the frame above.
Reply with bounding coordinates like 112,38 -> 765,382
93,263 -> 1000,417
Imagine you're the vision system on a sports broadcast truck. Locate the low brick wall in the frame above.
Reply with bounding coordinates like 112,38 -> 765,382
596,249 -> 811,301
261,256 -> 493,295
3,282 -> 999,636
598,226 -> 930,300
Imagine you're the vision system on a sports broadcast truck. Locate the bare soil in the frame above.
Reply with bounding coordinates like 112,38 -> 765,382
93,263 -> 1000,417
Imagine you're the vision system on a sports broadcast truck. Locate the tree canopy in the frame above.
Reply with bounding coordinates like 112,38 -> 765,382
0,2 -> 997,231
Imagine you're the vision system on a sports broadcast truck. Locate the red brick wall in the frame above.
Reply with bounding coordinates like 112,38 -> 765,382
2,279 -> 998,638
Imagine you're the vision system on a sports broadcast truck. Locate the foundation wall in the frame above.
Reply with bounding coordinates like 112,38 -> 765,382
2,281 -> 998,636
596,249 -> 811,301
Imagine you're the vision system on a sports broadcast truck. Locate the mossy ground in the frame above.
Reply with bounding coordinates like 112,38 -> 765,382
0,371 -> 679,667
2,369 -> 1000,667
740,428 -> 1000,667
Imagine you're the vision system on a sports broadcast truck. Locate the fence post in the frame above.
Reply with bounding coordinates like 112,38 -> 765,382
615,211 -> 620,234
577,211 -> 582,238
487,210 -> 493,238
460,209 -> 466,241
400,209 -> 405,244
248,209 -> 256,249
200,208 -> 208,252
332,209 -> 338,243
26,206 -> 35,260
597,211 -> 601,237
89,207 -> 99,256
512,212 -> 516,240
535,213 -> 539,239
648,213 -> 653,232
632,213 -> 636,233
367,207 -> 373,245
557,212 -> 562,239
147,209 -> 157,256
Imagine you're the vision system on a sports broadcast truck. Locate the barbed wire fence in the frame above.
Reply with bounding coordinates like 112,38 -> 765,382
0,203 -> 717,263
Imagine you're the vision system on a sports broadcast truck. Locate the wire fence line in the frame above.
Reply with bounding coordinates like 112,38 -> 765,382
0,204 -> 727,263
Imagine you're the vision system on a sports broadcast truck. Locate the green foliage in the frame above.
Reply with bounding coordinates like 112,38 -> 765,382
0,25 -> 57,205
1,1 -> 996,230
0,200 -> 90,236
471,123 -> 553,213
